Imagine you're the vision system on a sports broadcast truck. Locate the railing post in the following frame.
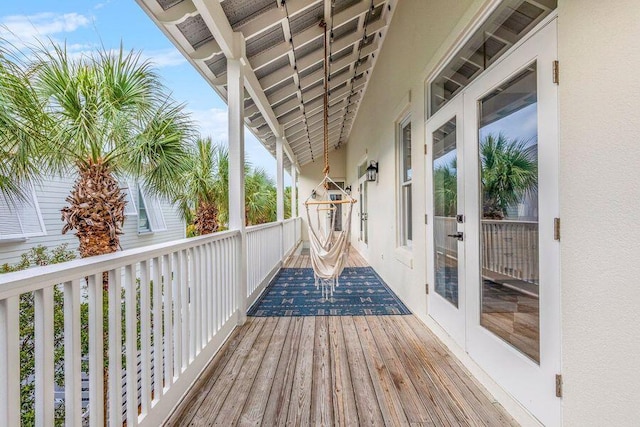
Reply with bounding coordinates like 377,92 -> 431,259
276,135 -> 285,223
291,165 -> 297,219
227,32 -> 248,325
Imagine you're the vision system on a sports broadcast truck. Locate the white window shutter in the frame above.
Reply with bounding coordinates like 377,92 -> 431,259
139,186 -> 167,232
121,181 -> 137,215
0,186 -> 46,240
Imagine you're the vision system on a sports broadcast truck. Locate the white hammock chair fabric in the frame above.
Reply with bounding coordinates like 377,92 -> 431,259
305,177 -> 355,300
303,20 -> 356,300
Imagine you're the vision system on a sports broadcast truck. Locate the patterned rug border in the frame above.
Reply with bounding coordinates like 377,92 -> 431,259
247,266 -> 412,317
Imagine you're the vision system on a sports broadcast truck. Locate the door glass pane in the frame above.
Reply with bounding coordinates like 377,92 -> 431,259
433,117 -> 459,307
478,64 -> 540,363
402,122 -> 412,181
330,194 -> 343,231
359,181 -> 368,244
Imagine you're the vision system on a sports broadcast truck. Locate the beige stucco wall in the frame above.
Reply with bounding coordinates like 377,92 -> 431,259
557,0 -> 640,424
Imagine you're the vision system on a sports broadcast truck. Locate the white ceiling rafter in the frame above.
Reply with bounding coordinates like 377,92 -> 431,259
137,0 -> 397,167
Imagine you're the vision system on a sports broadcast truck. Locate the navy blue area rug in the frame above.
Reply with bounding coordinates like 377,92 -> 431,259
247,267 -> 411,317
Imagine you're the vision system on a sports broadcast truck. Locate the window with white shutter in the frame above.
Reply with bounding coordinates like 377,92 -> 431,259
137,186 -> 167,233
0,185 -> 46,240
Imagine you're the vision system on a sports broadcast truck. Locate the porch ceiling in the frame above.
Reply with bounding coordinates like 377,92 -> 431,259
137,0 -> 397,168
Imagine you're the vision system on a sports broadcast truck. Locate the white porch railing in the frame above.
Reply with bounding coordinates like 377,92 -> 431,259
246,217 -> 301,303
434,216 -> 539,285
0,217 -> 302,427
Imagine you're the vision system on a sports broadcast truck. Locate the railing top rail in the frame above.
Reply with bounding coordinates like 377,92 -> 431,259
246,221 -> 283,233
0,229 -> 241,299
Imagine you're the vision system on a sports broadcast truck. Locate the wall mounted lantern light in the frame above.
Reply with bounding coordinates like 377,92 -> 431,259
311,189 -> 317,199
366,161 -> 378,182
345,185 -> 352,195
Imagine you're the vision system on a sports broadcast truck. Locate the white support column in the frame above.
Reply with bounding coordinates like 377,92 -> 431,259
291,165 -> 297,218
227,32 -> 247,325
276,136 -> 285,222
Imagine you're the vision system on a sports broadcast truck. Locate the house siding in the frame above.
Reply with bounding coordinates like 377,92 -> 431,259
0,175 -> 185,266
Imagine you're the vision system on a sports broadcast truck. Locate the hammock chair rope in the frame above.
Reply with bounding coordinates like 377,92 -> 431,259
303,19 -> 357,300
321,19 -> 330,178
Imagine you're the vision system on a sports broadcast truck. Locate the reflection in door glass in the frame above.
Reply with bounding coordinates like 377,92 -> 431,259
433,118 -> 459,307
478,63 -> 540,363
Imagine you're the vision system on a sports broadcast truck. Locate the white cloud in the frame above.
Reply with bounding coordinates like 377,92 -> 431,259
94,1 -> 111,10
0,12 -> 92,48
143,49 -> 186,68
187,107 -> 229,141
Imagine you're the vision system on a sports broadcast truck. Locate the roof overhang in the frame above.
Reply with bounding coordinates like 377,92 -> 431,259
136,0 -> 397,170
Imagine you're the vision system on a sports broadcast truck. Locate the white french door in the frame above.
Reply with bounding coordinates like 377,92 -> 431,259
426,19 -> 561,426
426,96 -> 466,347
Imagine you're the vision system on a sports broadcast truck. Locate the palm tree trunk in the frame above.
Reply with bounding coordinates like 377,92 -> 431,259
194,201 -> 219,235
61,160 -> 126,257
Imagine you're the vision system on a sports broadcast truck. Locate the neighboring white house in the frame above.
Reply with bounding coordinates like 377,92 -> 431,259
0,175 -> 185,266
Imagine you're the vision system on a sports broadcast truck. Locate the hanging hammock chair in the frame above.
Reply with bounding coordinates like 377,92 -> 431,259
304,20 -> 357,300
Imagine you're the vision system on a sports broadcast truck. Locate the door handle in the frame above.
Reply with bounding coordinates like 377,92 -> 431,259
447,232 -> 464,241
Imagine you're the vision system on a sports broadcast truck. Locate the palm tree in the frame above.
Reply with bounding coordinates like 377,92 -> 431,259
434,158 -> 457,217
481,133 -> 537,219
245,167 -> 276,225
175,137 -> 227,235
29,44 -> 192,257
0,43 -> 49,204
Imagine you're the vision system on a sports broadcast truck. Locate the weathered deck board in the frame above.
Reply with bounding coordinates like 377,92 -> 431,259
284,245 -> 367,269
238,317 -> 291,426
165,250 -> 517,426
311,317 -> 333,426
287,316 -> 315,426
327,316 -> 359,426
165,313 -> 516,427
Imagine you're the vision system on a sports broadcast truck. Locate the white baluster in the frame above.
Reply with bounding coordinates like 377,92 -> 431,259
172,252 -> 182,376
152,257 -> 163,401
0,295 -> 20,427
108,269 -> 123,426
139,260 -> 151,416
35,286 -> 55,427
162,254 -> 173,387
64,280 -> 82,426
87,275 -> 104,427
124,265 -> 138,426
180,249 -> 189,369
188,247 -> 196,361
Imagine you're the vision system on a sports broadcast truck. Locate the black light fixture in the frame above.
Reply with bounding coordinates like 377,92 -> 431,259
366,161 -> 378,182
345,185 -> 352,195
311,189 -> 317,199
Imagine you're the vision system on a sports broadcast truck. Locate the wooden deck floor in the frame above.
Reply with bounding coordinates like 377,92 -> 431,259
165,247 -> 516,426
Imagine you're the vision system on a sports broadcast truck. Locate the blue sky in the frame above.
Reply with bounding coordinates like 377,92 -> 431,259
0,0 -> 287,181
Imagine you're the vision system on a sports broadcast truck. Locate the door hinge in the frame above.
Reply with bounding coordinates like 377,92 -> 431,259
552,60 -> 559,84
425,214 -> 428,224
425,283 -> 429,294
554,217 -> 561,241
555,374 -> 563,398
424,144 -> 428,155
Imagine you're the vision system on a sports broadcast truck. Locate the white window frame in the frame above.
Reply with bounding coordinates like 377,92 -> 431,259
121,181 -> 138,216
0,184 -> 47,241
137,185 -> 167,234
398,113 -> 413,248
